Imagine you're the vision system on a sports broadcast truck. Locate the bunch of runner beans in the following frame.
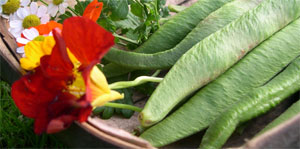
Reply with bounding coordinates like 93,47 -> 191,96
104,0 -> 300,148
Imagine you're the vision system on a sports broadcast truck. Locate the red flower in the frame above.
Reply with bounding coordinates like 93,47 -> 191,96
11,17 -> 115,134
62,17 -> 114,102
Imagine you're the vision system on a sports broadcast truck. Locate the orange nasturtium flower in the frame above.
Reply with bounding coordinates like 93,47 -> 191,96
83,0 -> 103,22
11,16 -> 123,134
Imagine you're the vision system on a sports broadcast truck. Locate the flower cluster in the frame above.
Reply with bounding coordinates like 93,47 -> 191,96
10,0 -> 124,134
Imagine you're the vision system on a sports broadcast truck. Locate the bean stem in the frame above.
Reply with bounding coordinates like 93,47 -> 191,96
109,76 -> 163,90
103,102 -> 142,112
76,0 -> 84,13
113,33 -> 139,45
67,6 -> 80,16
152,70 -> 161,77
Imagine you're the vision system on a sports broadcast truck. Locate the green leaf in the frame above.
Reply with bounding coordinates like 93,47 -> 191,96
131,2 -> 144,18
108,0 -> 129,20
57,11 -> 73,24
74,0 -> 91,15
114,12 -> 141,30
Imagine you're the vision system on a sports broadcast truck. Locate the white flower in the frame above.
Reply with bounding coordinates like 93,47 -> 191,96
16,28 -> 38,56
0,0 -> 30,19
47,0 -> 68,17
8,2 -> 50,38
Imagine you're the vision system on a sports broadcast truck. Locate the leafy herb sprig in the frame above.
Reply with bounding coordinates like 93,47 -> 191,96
57,0 -> 169,49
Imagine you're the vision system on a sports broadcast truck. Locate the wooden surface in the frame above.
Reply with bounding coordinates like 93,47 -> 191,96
0,17 -> 22,84
245,113 -> 300,148
1,0 -> 300,148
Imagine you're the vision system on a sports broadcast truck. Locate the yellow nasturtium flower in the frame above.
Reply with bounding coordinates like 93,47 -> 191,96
90,66 -> 124,107
20,36 -> 54,70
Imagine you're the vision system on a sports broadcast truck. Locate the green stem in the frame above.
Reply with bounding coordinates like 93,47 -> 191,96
103,102 -> 142,112
155,0 -> 160,29
67,6 -> 80,16
152,70 -> 161,77
76,0 -> 84,13
117,42 -> 127,46
113,33 -> 139,45
39,0 -> 48,6
168,5 -> 187,13
109,76 -> 163,90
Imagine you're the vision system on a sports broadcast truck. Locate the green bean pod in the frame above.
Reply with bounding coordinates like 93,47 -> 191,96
139,0 -> 300,127
199,57 -> 300,149
102,63 -> 134,78
104,0 -> 263,70
102,0 -> 236,78
257,98 -> 300,136
140,17 -> 300,147
101,107 -> 114,119
133,0 -> 235,54
121,89 -> 135,118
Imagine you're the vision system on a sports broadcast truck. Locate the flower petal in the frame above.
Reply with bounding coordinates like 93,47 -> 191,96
83,0 -> 103,22
91,91 -> 124,107
50,6 -> 58,17
40,29 -> 74,79
20,41 -> 45,70
9,20 -> 22,28
23,28 -> 39,40
9,13 -> 18,20
41,15 -> 50,24
47,3 -> 54,11
35,21 -> 62,35
17,37 -> 30,44
11,69 -> 56,118
47,3 -> 57,17
90,66 -> 110,93
16,46 -> 25,53
21,0 -> 30,7
17,8 -> 29,19
62,17 -> 114,68
9,27 -> 23,38
62,2 -> 68,8
37,5 -> 47,18
47,115 -> 76,134
58,4 -> 65,14
30,2 -> 38,14
0,0 -> 8,5
34,112 -> 49,134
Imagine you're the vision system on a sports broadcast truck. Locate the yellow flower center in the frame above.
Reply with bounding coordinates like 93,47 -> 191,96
22,15 -> 41,29
33,35 -> 45,41
53,0 -> 63,5
2,0 -> 20,14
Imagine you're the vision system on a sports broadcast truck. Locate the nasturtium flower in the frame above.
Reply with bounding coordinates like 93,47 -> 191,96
20,36 -> 55,70
62,17 -> 118,103
47,0 -> 69,17
83,0 -> 103,22
16,21 -> 63,56
12,29 -> 77,134
9,2 -> 49,38
89,66 -> 124,107
12,17 -> 123,134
